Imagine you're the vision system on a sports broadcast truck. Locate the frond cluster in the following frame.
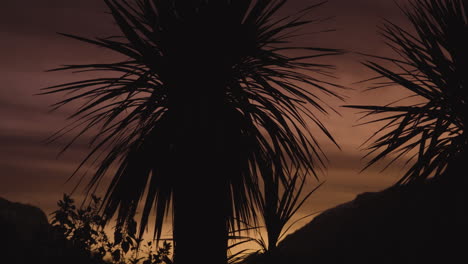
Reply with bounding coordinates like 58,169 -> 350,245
347,0 -> 468,184
42,0 -> 342,239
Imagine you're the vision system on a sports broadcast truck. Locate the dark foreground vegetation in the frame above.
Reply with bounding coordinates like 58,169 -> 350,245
1,195 -> 172,264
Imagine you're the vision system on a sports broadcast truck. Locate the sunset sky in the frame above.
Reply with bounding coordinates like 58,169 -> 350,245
1,0 -> 414,238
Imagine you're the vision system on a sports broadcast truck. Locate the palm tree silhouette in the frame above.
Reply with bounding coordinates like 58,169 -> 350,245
346,0 -> 467,185
42,1 -> 343,263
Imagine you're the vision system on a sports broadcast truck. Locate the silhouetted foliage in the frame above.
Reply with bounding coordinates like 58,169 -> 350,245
51,194 -> 173,264
42,0 -> 343,263
346,0 -> 468,184
256,171 -> 323,253
233,172 -> 323,264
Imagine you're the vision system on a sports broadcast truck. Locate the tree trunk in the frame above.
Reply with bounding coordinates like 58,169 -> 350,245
173,171 -> 229,264
171,97 -> 238,264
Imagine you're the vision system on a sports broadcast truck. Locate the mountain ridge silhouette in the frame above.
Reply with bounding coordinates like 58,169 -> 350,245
247,177 -> 467,264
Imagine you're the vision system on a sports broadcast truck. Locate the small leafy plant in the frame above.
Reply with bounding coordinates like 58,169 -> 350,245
50,194 -> 172,264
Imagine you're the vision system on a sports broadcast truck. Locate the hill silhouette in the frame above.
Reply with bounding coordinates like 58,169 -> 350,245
247,176 -> 467,264
0,197 -> 105,264
0,197 -> 50,263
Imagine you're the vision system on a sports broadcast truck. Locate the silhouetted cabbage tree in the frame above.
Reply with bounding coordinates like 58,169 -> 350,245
347,0 -> 467,184
42,1 -> 342,263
